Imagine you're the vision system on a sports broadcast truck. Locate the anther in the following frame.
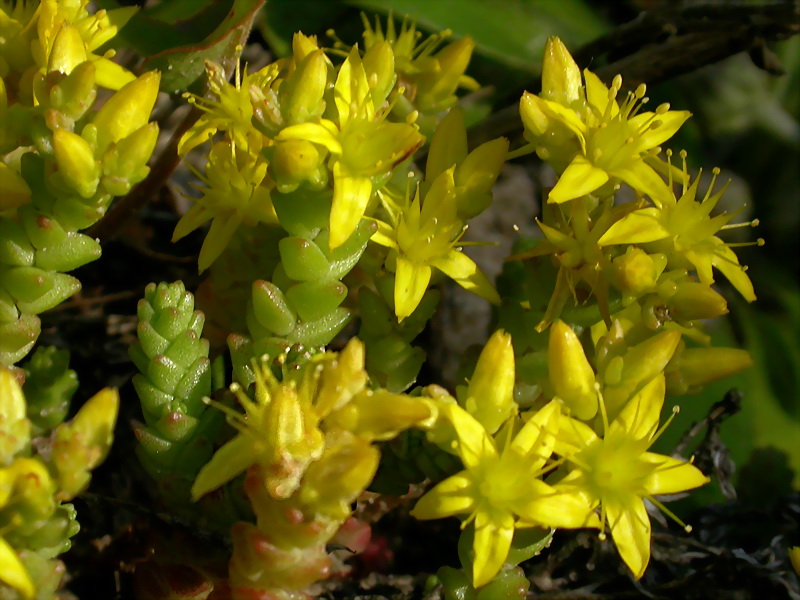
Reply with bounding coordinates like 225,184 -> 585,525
656,103 -> 670,115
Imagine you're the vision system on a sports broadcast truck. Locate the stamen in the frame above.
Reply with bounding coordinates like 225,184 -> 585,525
721,218 -> 760,229
650,405 -> 680,444
647,495 -> 692,532
679,150 -> 689,195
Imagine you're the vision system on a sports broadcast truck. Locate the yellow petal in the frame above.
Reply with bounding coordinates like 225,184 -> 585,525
549,155 -> 609,203
330,163 -> 372,249
598,208 -> 669,246
642,453 -> 709,495
511,399 -> 559,462
0,537 -> 34,599
520,92 -> 551,138
515,480 -> 599,529
712,244 -> 756,302
431,250 -> 500,304
472,509 -> 515,588
539,98 -> 587,142
426,104 -> 468,181
612,374 -> 665,441
607,497 -> 651,579
410,472 -> 476,520
277,121 -> 342,155
394,256 -> 432,320
612,163 -> 670,201
554,415 -> 597,456
191,434 -> 257,501
584,69 -> 618,117
632,110 -> 691,152
368,219 -> 398,249
198,212 -> 242,272
441,403 -> 497,470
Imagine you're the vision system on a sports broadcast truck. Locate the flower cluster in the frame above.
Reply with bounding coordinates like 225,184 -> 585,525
0,0 -> 160,366
125,24 -> 761,600
191,338 -> 434,598
0,367 -> 118,598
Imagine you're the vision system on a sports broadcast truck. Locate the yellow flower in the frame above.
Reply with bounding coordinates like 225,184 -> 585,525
192,339 -> 432,501
370,168 -> 500,321
276,46 -> 424,248
555,374 -> 709,578
520,37 -> 690,204
412,400 -> 598,588
632,153 -> 758,302
172,141 -> 278,272
179,61 -> 278,156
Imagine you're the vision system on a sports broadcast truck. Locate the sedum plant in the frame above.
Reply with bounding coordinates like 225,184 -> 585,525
0,0 -> 160,366
0,2 -> 779,598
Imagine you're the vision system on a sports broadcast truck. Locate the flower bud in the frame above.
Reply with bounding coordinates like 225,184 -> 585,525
610,248 -> 659,296
91,71 -> 160,152
463,329 -> 516,434
47,24 -> 87,75
283,49 -> 329,126
53,128 -> 99,198
417,36 -> 475,111
362,40 -> 396,107
520,92 -> 550,138
455,136 -> 509,219
271,139 -> 323,193
52,387 -> 119,500
0,368 -> 31,463
49,60 -> 97,120
667,347 -> 753,394
668,281 -> 729,321
101,122 -> 159,195
541,37 -> 583,105
426,104 -> 468,185
549,320 -> 597,420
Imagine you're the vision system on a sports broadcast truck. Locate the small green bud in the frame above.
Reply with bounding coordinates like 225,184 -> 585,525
279,237 -> 331,281
251,280 -> 297,336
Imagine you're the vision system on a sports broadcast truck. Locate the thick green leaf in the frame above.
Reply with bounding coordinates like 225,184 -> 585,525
96,0 -> 266,93
145,0 -> 265,93
349,0 -> 607,72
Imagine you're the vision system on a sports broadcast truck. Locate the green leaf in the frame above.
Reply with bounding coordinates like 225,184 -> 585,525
149,0 -> 265,93
99,0 -> 266,93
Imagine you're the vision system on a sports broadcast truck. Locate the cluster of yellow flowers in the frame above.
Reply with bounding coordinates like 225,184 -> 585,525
404,38 -> 761,589
0,2 -> 767,596
0,369 -> 118,598
0,0 -> 160,365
